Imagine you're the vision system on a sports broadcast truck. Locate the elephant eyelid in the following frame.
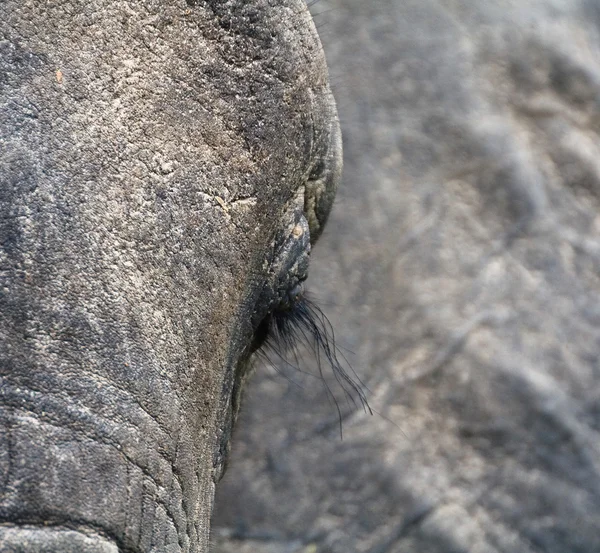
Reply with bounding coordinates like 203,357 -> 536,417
256,293 -> 371,434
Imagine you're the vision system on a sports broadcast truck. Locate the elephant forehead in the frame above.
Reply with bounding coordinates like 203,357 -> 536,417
0,0 -> 332,355
2,0 -> 326,197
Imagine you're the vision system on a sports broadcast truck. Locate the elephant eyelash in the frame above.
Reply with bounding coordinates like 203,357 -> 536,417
257,293 -> 372,436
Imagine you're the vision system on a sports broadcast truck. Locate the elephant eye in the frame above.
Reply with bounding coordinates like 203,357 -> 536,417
249,207 -> 370,425
250,207 -> 311,352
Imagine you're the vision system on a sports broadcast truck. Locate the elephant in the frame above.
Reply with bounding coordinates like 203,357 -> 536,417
0,1 -> 342,551
213,1 -> 600,552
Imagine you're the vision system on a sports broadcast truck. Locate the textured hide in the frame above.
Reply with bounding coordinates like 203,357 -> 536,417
0,1 -> 336,551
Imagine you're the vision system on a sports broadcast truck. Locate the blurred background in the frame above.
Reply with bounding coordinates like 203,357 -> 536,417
212,1 -> 600,552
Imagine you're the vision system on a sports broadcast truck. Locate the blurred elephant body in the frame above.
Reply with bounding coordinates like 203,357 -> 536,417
214,1 -> 600,552
0,1 -> 341,551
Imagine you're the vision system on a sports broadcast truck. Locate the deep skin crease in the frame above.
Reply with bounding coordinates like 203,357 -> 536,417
0,1 -> 341,551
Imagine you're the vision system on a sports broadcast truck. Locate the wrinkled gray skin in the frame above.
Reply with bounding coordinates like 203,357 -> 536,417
0,1 -> 342,551
214,1 -> 600,553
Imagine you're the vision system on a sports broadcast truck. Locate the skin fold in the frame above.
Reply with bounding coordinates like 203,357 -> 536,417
0,1 -> 341,551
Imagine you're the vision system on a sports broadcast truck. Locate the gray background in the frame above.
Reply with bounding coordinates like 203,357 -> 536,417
213,1 -> 600,552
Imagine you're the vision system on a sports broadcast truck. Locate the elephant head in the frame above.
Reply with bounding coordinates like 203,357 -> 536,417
0,1 -> 341,551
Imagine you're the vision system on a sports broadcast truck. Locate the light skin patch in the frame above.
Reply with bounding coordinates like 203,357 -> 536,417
292,224 -> 304,238
215,196 -> 229,213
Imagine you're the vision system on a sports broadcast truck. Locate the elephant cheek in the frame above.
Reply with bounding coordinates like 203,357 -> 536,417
0,376 -> 212,553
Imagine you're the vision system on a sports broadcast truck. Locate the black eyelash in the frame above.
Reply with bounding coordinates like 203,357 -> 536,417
255,292 -> 372,436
